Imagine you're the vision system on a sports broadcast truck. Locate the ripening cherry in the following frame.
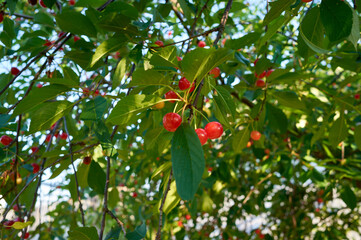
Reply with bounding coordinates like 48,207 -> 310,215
177,221 -> 183,227
1,135 -> 13,146
28,0 -> 37,5
83,156 -> 91,165
222,38 -> 227,45
164,91 -> 178,103
39,0 -> 47,7
11,67 -> 20,76
355,94 -> 360,100
60,132 -> 68,140
163,113 -> 182,132
204,122 -> 223,139
179,77 -> 191,90
209,67 -> 221,78
73,36 -> 81,42
31,163 -> 40,174
69,0 -> 75,5
36,83 -> 43,88
195,128 -> 208,145
198,41 -> 206,48
155,40 -> 164,47
247,141 -> 252,148
256,79 -> 265,88
250,130 -> 261,141
154,101 -> 165,109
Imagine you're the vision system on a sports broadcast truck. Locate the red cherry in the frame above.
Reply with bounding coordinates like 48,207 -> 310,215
3,220 -> 15,229
132,192 -> 138,198
163,113 -> 182,132
266,69 -> 274,77
264,148 -> 270,155
43,40 -> 52,47
209,67 -> 221,78
302,0 -> 312,2
255,229 -> 261,235
58,32 -> 66,38
0,135 -> 13,146
177,56 -> 182,61
164,91 -> 179,103
36,83 -> 43,88
93,89 -> 100,96
69,0 -> 75,5
315,208 -> 320,212
60,132 -> 68,140
39,0 -> 47,7
253,58 -> 259,66
45,134 -> 52,142
207,167 -> 213,172
11,67 -> 20,76
258,71 -> 267,78
83,88 -> 90,96
155,40 -> 164,47
189,82 -> 195,92
198,41 -> 206,48
195,129 -> 208,145
31,146 -> 39,153
185,214 -> 191,220
54,132 -> 59,138
355,94 -> 360,100
179,77 -> 190,90
31,163 -> 40,173
317,198 -> 323,203
73,36 -> 81,42
259,234 -> 265,239
250,131 -> 261,141
83,156 -> 92,165
204,122 -> 223,139
0,12 -> 4,24
256,79 -> 265,88
24,232 -> 30,239
13,204 -> 19,211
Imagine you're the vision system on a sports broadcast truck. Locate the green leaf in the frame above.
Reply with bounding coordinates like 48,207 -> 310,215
259,16 -> 287,47
340,185 -> 357,210
90,35 -> 129,67
105,226 -> 123,240
19,180 -> 38,209
11,221 -> 33,230
213,86 -> 236,123
12,85 -> 70,117
3,18 -> 16,39
88,161 -> 106,194
77,163 -> 90,188
43,0 -> 56,8
263,0 -> 293,25
329,115 -> 348,147
107,95 -> 162,126
267,104 -> 288,134
34,12 -> 55,27
149,46 -> 178,69
299,7 -> 329,55
29,101 -> 74,134
225,32 -> 261,50
68,227 -> 99,240
232,126 -> 250,153
113,58 -> 127,90
126,223 -> 147,240
129,68 -> 169,87
272,91 -> 307,111
56,11 -> 97,38
158,181 -> 180,215
347,9 -> 360,49
94,120 -> 112,149
320,0 -> 353,42
177,0 -> 193,20
354,125 -> 361,151
171,124 -> 205,200
80,97 -> 108,121
144,127 -> 173,155
182,48 -> 233,82
108,187 -> 120,209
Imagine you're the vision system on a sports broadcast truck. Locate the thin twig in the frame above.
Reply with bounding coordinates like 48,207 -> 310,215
155,170 -> 173,240
242,173 -> 273,205
99,153 -> 112,240
97,0 -> 115,11
353,0 -> 357,9
106,209 -> 126,235
171,5 -> 192,36
188,79 -> 205,124
4,12 -> 34,19
64,118 -> 86,227
190,0 -> 210,35
213,0 -> 233,46
14,115 -> 22,220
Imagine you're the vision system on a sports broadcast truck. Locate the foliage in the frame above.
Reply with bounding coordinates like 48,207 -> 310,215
0,0 -> 361,239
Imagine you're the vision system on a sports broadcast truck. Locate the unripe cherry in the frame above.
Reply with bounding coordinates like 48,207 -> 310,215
204,122 -> 223,139
163,113 -> 182,132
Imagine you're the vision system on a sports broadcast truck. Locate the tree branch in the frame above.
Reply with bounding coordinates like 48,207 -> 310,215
64,118 -> 86,227
171,5 -> 192,36
213,0 -> 233,46
4,12 -> 34,19
97,0 -> 115,11
242,173 -> 273,205
106,209 -> 126,235
155,170 -> 173,240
